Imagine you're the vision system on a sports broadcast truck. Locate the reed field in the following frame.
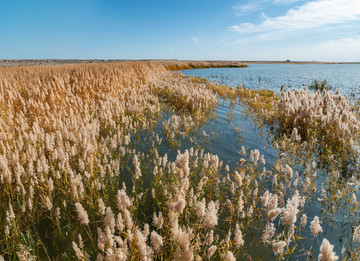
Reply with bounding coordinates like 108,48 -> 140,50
0,61 -> 360,260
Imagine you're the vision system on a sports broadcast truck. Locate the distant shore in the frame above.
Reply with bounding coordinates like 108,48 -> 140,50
243,61 -> 360,64
0,59 -> 359,68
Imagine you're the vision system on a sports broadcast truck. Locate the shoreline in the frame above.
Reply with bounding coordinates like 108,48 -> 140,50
0,59 -> 359,68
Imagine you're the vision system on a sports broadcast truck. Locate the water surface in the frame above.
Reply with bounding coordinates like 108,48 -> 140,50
183,63 -> 360,99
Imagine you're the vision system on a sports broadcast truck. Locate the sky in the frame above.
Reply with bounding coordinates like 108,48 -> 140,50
1,0 -> 360,62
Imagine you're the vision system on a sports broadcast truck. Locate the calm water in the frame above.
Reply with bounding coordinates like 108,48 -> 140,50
183,63 -> 360,100
180,64 -> 360,259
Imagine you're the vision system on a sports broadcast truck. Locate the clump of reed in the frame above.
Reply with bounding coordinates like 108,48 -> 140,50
309,79 -> 332,92
205,81 -> 238,101
235,85 -> 279,122
229,81 -> 360,174
276,87 -> 360,172
151,73 -> 217,116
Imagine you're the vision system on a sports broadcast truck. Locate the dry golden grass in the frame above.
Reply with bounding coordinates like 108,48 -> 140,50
1,61 -> 359,260
153,60 -> 247,70
0,61 -> 220,259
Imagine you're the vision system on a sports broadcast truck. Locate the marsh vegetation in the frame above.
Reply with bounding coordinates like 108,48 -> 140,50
0,62 -> 359,260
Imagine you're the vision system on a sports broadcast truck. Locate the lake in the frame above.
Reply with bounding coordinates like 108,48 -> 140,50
183,63 -> 360,100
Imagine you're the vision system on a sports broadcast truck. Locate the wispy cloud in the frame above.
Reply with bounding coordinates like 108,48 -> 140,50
315,36 -> 360,52
273,0 -> 302,4
221,35 -> 360,61
231,0 -> 360,33
290,36 -> 360,61
233,1 -> 268,16
191,35 -> 207,43
233,0 -> 302,16
191,36 -> 200,43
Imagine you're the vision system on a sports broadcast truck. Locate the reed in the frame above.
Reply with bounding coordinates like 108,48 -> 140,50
153,60 -> 247,71
0,62 -> 358,260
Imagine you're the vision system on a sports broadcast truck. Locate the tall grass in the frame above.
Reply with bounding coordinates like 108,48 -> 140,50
154,60 -> 247,71
0,62 -> 358,260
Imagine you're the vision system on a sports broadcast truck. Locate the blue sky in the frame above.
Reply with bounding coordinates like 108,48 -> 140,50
1,0 -> 360,61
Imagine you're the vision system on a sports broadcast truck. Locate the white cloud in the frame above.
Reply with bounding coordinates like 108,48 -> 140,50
318,36 -> 360,49
261,36 -> 360,61
231,0 -> 360,33
302,36 -> 360,61
191,35 -> 207,44
233,0 -> 302,16
191,36 -> 200,43
273,0 -> 302,4
233,1 -> 268,16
